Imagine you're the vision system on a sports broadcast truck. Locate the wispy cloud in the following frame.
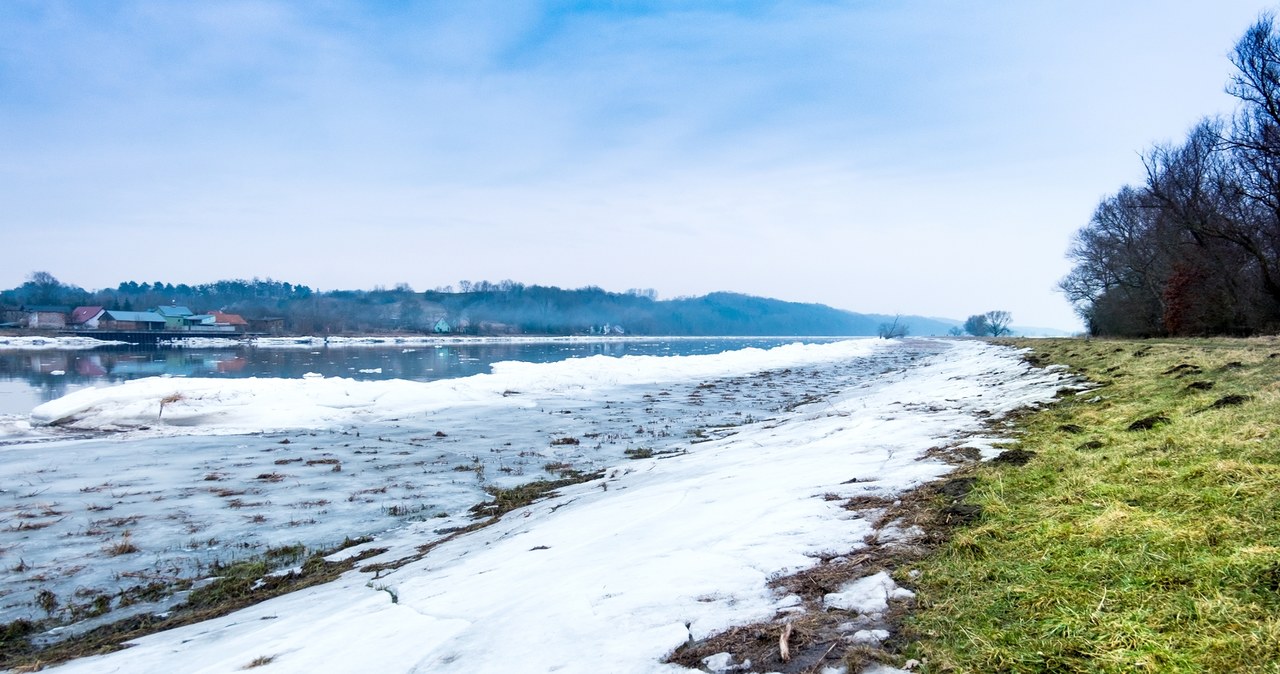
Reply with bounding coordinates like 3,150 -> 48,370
0,1 -> 1271,328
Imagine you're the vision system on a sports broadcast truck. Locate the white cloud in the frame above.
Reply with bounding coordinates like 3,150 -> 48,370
1,0 -> 1274,329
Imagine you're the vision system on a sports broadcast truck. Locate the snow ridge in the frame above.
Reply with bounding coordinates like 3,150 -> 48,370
45,339 -> 1068,674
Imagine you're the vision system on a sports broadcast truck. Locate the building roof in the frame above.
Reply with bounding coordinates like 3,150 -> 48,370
102,310 -> 166,323
210,311 -> 249,326
155,306 -> 194,317
70,306 -> 105,324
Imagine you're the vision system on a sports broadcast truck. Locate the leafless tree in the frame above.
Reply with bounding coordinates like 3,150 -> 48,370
877,316 -> 909,339
1058,14 -> 1280,336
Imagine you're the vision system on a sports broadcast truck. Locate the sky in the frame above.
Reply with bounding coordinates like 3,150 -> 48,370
0,1 -> 1274,331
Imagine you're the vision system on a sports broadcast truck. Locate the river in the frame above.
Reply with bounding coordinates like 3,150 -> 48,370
0,337 -> 840,416
2,336 -> 898,630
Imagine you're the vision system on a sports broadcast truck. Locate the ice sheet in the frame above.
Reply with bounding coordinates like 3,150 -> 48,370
21,339 -> 1070,673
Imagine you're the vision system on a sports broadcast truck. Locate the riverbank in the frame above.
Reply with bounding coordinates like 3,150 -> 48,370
0,333 -> 849,351
900,337 -> 1280,673
3,339 -> 1070,673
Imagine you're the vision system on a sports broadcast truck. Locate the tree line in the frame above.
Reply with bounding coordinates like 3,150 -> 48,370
1,272 -> 936,336
1060,14 -> 1280,336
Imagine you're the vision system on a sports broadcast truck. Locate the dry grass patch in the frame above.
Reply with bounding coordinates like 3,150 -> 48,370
243,654 -> 276,669
0,538 -> 383,671
102,532 -> 138,556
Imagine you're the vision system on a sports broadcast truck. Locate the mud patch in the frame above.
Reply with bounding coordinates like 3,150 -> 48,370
1127,415 -> 1171,431
1208,394 -> 1252,409
939,503 -> 982,525
936,477 -> 977,501
990,449 -> 1037,466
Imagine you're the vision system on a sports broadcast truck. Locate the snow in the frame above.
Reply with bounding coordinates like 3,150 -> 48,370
161,337 -> 242,349
18,339 -> 1072,674
29,340 -> 883,436
0,416 -> 38,439
823,571 -> 915,614
162,335 -> 830,350
702,653 -> 751,672
0,336 -> 128,350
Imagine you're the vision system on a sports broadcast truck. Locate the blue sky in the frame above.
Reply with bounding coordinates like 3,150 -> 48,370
1,1 -> 1273,330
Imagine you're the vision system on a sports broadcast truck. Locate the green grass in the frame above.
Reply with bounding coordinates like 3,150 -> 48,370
901,337 -> 1280,673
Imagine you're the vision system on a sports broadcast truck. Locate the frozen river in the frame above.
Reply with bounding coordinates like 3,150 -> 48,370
1,337 -> 911,631
0,337 -> 838,415
32,337 -> 1075,674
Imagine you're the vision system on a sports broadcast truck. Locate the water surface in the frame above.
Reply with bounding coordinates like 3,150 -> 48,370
0,337 -> 840,415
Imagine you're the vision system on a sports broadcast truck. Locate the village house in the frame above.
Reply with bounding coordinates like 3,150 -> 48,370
22,305 -> 71,329
155,306 -> 194,329
70,306 -> 106,329
209,311 -> 249,332
248,317 -> 285,335
0,306 -> 24,327
98,310 -> 166,331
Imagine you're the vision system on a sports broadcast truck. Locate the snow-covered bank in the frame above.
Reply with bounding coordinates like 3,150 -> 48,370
159,334 -> 836,350
159,336 -> 242,348
0,336 -> 128,350
4,340 -> 902,632
43,340 -> 1072,674
30,340 -> 875,436
249,335 -> 822,349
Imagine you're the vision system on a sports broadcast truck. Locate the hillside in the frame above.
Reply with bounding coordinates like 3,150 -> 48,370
2,275 -> 968,337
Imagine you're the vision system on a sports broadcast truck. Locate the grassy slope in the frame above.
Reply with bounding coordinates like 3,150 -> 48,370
902,337 -> 1280,673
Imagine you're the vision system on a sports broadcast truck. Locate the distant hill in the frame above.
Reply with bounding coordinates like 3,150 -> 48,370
1,273 -> 1000,337
428,288 -> 963,337
864,313 -> 960,337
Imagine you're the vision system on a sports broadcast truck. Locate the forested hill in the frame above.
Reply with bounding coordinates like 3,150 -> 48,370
1,275 -> 962,337
426,288 -> 959,336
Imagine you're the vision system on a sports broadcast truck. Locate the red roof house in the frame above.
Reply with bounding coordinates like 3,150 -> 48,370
70,306 -> 106,328
209,311 -> 249,329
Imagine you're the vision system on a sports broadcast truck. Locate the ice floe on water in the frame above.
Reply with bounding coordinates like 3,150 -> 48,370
28,341 -> 881,436
0,336 -> 128,351
6,339 -> 1075,673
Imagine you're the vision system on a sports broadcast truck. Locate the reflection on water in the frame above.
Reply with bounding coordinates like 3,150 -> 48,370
0,338 -> 843,413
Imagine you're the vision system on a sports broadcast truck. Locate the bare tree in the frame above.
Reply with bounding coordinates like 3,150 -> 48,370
1057,14 -> 1280,336
877,316 -> 909,339
983,310 -> 1013,336
963,311 -> 1012,337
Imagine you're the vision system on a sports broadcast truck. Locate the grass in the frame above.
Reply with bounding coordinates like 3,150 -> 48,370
900,336 -> 1280,674
243,654 -> 276,669
468,471 -> 604,519
102,532 -> 139,556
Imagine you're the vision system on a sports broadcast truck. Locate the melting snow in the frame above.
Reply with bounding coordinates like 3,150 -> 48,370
823,571 -> 915,614
7,338 -> 1073,673
0,336 -> 128,351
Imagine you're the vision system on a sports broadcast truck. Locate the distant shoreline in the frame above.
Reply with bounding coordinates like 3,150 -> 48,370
0,333 -> 863,351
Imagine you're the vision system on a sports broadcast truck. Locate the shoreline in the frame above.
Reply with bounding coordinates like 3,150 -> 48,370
6,339 -> 1071,673
0,333 -> 862,352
